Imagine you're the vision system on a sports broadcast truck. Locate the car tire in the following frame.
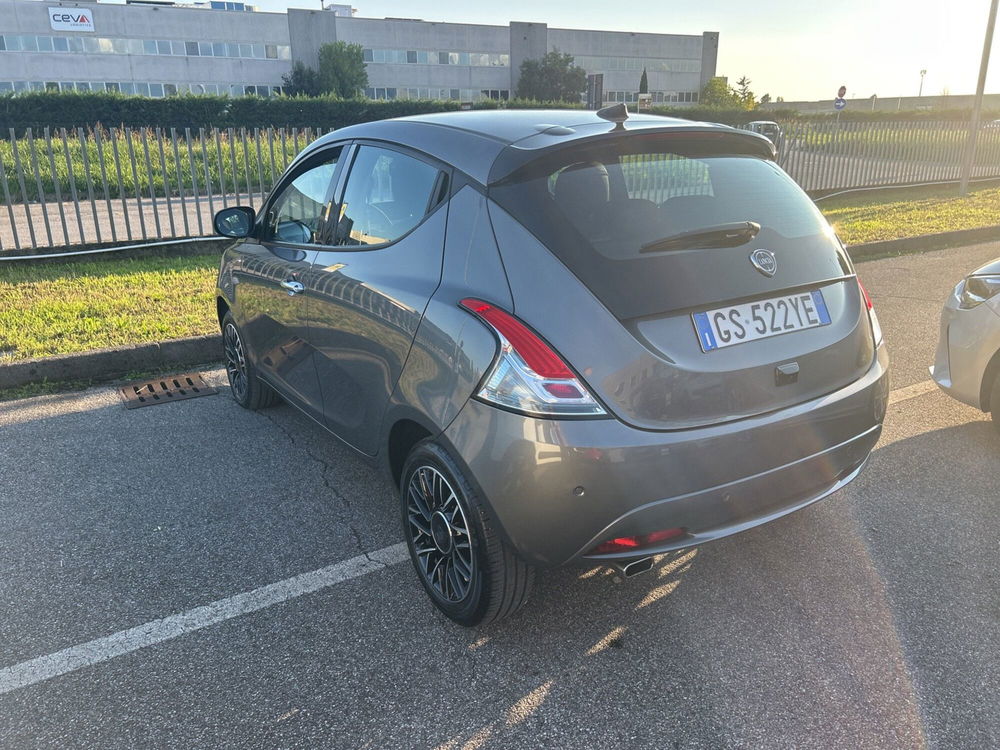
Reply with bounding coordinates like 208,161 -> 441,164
221,311 -> 280,410
401,440 -> 534,627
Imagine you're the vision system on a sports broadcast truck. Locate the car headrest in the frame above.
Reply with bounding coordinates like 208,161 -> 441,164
553,162 -> 610,213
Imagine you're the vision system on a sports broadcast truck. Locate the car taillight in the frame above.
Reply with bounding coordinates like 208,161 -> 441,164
459,298 -> 606,417
857,279 -> 883,346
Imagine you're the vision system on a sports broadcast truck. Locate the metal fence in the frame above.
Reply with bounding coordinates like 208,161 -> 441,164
774,120 -> 1000,193
1,120 -> 999,254
0,126 -> 331,254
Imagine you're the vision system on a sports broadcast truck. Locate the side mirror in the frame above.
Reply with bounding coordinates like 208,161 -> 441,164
214,206 -> 256,238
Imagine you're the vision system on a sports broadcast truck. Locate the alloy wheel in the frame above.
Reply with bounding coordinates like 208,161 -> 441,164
223,322 -> 249,402
406,465 -> 475,603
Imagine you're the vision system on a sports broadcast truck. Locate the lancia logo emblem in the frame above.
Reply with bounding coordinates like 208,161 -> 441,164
750,249 -> 777,277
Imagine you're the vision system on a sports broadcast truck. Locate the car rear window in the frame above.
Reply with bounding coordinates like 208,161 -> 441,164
511,150 -> 827,262
489,134 -> 847,320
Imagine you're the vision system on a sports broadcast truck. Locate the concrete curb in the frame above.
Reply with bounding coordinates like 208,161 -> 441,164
0,334 -> 221,390
847,225 -> 1000,261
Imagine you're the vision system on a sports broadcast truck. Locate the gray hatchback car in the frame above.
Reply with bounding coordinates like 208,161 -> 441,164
213,107 -> 889,626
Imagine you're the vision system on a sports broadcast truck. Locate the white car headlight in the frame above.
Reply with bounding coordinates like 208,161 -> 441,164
958,275 -> 1000,309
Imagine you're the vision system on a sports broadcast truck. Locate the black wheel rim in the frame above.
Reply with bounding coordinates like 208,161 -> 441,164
223,322 -> 249,402
406,465 -> 475,603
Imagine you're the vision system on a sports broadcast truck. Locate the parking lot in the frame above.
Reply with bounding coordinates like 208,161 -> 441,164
2,242 -> 999,749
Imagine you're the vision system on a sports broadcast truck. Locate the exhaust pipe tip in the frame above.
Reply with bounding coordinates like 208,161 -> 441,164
613,557 -> 654,578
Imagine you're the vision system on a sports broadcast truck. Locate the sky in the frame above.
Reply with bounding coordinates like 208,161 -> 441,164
238,0 -> 999,102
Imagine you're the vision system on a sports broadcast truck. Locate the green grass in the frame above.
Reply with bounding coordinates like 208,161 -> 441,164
819,182 -> 1000,245
0,253 -> 219,362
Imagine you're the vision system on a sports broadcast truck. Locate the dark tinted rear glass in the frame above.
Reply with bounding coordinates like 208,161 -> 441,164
508,151 -> 826,261
490,134 -> 848,320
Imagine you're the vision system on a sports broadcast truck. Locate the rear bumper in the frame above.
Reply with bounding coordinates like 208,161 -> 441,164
442,344 -> 889,568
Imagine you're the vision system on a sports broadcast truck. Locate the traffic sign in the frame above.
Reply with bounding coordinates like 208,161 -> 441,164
834,97 -> 847,111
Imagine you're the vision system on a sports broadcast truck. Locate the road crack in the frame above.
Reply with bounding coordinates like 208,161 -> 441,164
261,409 -> 367,553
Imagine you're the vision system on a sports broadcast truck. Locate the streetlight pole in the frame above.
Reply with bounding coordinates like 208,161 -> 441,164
959,0 -> 999,195
918,69 -> 926,97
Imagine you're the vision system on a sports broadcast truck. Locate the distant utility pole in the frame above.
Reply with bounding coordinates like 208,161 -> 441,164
918,69 -> 927,97
960,0 -> 999,195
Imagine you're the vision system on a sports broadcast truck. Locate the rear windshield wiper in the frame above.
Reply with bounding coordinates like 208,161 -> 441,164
639,221 -> 761,254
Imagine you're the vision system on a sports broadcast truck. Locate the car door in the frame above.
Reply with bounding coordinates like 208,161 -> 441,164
233,146 -> 343,420
306,143 -> 450,455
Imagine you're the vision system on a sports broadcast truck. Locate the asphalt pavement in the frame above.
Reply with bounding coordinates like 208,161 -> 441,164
1,242 -> 999,749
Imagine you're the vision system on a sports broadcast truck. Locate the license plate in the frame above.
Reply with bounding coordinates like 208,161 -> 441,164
692,290 -> 831,352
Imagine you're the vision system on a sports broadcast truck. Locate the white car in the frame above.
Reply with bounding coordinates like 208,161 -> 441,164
931,258 -> 1000,431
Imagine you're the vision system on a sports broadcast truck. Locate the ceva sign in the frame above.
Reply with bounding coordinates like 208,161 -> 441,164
49,7 -> 95,32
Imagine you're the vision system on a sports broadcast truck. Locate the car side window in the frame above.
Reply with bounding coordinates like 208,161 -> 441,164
332,146 -> 443,247
262,150 -> 340,245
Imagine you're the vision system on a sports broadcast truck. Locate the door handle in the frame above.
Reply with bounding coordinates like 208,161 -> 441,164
280,280 -> 304,296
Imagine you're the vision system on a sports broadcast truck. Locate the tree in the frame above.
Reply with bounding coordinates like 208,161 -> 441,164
699,77 -> 742,108
639,68 -> 648,95
281,61 -> 322,97
759,93 -> 771,105
735,76 -> 756,109
515,49 -> 587,103
317,42 -> 368,98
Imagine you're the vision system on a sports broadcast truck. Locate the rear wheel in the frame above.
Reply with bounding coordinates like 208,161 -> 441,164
401,440 -> 534,626
222,312 -> 280,410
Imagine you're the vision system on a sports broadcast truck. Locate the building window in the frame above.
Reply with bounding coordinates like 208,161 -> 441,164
364,47 -> 509,67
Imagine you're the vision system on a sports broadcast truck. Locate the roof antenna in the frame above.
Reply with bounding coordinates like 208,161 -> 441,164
596,103 -> 629,130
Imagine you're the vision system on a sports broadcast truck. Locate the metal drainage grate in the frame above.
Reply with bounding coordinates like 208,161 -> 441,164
119,373 -> 218,409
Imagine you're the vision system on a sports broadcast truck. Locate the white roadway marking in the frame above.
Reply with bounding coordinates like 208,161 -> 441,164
887,379 -> 939,406
0,380 -> 942,696
0,543 -> 409,696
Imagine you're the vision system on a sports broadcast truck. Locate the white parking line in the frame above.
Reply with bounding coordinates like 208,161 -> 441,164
0,543 -> 409,696
887,379 -> 939,406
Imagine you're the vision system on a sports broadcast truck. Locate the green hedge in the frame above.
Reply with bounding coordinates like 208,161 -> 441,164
1,90 -> 992,137
0,91 -> 471,133
0,91 -> 590,134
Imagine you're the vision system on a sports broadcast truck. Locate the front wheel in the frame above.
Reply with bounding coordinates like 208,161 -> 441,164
401,440 -> 534,627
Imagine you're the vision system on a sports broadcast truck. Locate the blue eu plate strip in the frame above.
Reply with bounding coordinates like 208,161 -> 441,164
692,311 -> 718,352
810,290 -> 832,324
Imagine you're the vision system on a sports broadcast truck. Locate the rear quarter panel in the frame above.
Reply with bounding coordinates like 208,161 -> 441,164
380,186 -> 510,448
